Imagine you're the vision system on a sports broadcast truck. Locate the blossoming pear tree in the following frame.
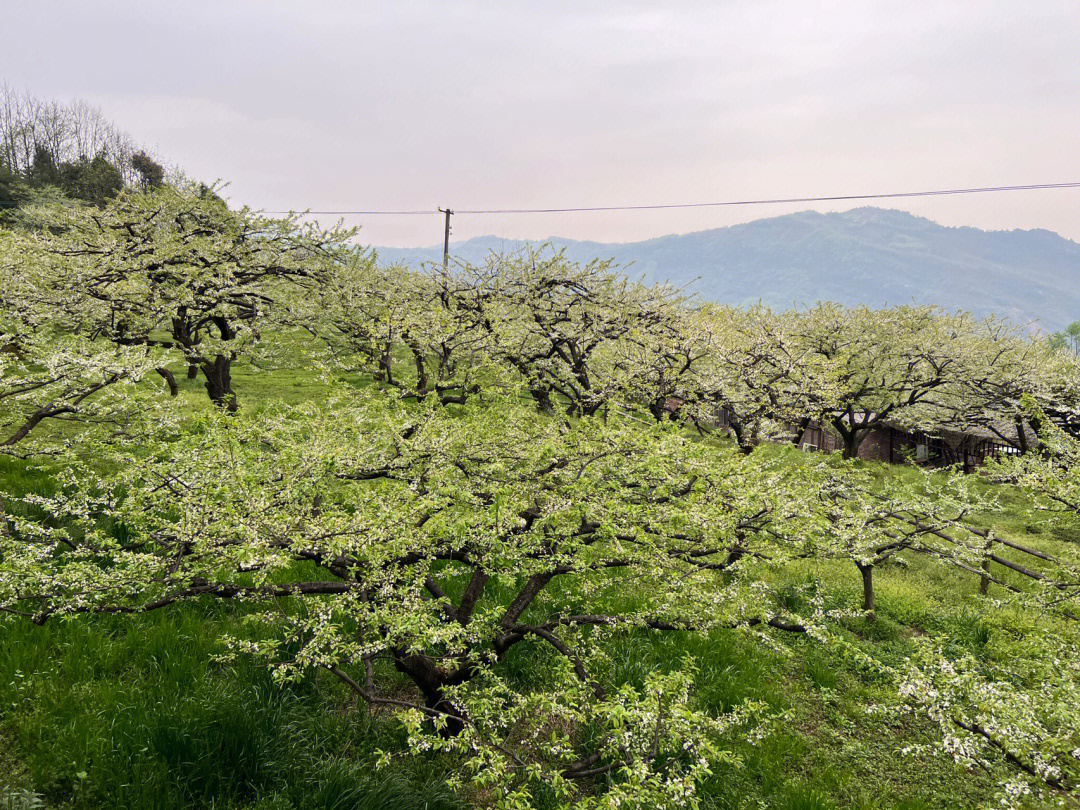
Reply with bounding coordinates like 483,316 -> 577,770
0,379 -> 931,808
9,184 -> 354,410
6,219 -> 1080,807
0,229 -> 162,452
312,255 -> 495,405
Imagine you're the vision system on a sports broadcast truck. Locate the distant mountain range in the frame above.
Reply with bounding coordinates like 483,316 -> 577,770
373,207 -> 1080,333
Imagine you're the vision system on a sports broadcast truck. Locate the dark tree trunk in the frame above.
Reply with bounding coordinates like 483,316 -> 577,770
649,398 -> 666,422
831,413 -> 870,460
838,426 -> 863,460
425,693 -> 466,737
156,367 -> 179,397
843,436 -> 860,460
406,338 -> 429,397
530,386 -> 555,416
170,308 -> 198,382
202,355 -> 237,412
729,420 -> 755,455
857,562 -> 875,621
378,343 -> 394,386
393,654 -> 467,737
1015,415 -> 1030,455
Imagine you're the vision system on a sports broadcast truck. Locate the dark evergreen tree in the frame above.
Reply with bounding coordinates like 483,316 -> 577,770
26,145 -> 61,188
59,153 -> 124,206
0,159 -> 20,214
131,150 -> 165,189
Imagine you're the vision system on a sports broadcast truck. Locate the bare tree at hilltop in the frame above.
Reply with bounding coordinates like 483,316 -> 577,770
0,84 -> 159,187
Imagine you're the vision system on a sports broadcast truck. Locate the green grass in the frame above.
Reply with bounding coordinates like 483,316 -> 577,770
1,350 -> 1073,808
0,608 -> 463,810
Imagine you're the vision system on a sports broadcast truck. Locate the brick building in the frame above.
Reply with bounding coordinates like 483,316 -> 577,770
794,418 -> 1027,470
691,404 -> 1027,469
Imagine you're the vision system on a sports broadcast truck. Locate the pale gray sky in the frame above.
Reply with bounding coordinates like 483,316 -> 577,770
5,1 -> 1080,245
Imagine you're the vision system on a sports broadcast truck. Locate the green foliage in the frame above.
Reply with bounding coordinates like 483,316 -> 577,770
23,146 -> 124,207
0,85 -> 151,213
0,160 -> 23,217
4,184 -> 354,413
1049,321 -> 1080,358
4,200 -> 1080,807
130,150 -> 165,189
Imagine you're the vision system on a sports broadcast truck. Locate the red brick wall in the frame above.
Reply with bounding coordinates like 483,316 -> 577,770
857,427 -> 893,462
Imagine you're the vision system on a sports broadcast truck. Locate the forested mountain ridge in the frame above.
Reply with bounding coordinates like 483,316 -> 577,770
375,207 -> 1080,332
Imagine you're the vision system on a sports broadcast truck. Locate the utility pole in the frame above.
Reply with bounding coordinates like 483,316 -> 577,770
438,207 -> 453,269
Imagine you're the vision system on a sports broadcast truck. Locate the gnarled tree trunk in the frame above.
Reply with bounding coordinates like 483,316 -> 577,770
856,561 -> 875,621
156,367 -> 179,397
201,355 -> 237,412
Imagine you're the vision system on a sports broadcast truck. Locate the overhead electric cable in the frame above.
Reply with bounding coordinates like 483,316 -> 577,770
258,181 -> 1080,216
3,180 -> 1077,213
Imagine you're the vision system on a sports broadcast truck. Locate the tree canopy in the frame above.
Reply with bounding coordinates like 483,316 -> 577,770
8,184 -> 353,410
0,85 -> 166,214
2,216 -> 1080,807
1050,321 -> 1080,358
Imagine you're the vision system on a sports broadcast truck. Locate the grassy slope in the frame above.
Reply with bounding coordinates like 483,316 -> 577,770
1,355 -> 1072,810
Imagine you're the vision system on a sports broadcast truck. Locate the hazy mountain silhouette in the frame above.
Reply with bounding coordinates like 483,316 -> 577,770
373,207 -> 1080,333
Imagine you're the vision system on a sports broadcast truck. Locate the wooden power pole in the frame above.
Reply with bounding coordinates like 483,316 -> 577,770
438,207 -> 453,269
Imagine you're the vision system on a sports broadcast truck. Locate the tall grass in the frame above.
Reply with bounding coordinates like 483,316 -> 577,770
0,607 -> 463,810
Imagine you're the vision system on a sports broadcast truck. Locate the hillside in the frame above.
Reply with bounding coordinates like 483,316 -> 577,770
374,207 -> 1080,332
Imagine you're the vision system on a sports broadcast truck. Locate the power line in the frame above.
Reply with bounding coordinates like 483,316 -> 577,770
261,181 -> 1080,216
3,180 -> 1078,213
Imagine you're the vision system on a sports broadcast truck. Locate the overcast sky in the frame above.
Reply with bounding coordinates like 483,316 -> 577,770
5,1 -> 1080,245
